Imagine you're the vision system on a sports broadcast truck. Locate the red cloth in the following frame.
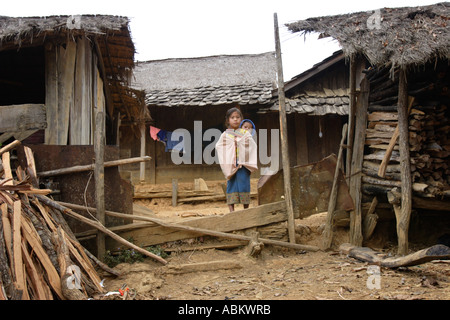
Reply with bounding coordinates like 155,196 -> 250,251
150,126 -> 161,141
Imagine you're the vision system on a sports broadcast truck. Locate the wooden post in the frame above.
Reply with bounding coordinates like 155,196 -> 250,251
172,179 -> 178,207
94,111 -> 105,260
140,121 -> 146,182
397,68 -> 412,256
274,13 -> 296,243
349,77 -> 369,246
346,55 -> 357,184
322,123 -> 347,249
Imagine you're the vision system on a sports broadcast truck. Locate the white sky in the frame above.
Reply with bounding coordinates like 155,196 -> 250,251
3,0 -> 441,80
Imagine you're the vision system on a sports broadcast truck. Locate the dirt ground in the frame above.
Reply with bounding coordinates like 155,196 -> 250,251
99,180 -> 450,301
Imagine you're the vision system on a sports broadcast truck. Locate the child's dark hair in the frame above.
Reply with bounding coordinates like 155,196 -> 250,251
224,107 -> 243,128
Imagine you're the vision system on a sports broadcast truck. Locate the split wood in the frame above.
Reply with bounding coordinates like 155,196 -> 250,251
35,195 -> 167,265
58,201 -> 320,252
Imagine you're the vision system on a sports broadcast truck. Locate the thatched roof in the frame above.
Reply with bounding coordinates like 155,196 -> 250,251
132,52 -> 277,107
0,15 -> 146,122
286,2 -> 450,69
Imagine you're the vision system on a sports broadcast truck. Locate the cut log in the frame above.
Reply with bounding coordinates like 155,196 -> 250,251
340,243 -> 450,268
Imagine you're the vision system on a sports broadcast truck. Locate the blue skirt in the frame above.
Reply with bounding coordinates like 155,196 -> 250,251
226,167 -> 251,205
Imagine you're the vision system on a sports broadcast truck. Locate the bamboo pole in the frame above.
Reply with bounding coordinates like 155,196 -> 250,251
37,156 -> 151,178
274,13 -> 296,244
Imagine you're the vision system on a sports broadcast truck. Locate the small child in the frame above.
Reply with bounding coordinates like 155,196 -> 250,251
215,108 -> 258,212
239,119 -> 256,137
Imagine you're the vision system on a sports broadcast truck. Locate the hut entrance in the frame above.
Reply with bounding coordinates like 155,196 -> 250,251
0,46 -> 45,106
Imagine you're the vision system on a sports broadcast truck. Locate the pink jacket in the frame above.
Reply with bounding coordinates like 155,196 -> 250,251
215,129 -> 258,180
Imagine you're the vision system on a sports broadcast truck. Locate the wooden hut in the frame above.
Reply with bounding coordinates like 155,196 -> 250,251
259,50 -> 367,166
286,2 -> 450,254
130,52 -> 277,183
0,15 -> 149,252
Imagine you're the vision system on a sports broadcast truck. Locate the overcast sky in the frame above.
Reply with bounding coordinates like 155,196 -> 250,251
3,0 -> 440,80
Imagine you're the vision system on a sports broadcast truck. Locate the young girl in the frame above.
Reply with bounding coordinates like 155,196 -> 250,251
215,108 -> 258,212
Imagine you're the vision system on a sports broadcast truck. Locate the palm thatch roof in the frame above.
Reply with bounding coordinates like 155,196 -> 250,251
132,52 -> 277,107
286,2 -> 450,69
0,15 -> 147,122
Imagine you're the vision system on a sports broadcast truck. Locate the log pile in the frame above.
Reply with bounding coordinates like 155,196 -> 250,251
362,66 -> 450,200
0,140 -> 105,300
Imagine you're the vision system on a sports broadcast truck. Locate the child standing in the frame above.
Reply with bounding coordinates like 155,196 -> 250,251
215,108 -> 258,212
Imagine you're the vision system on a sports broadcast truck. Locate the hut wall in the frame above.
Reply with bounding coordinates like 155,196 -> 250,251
44,36 -> 105,146
120,105 -> 278,183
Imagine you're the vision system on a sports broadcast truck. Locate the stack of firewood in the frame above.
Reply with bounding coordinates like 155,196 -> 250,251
409,104 -> 450,196
363,104 -> 449,198
0,140 -> 105,300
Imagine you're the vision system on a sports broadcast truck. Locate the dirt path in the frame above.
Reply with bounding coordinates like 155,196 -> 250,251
99,181 -> 450,301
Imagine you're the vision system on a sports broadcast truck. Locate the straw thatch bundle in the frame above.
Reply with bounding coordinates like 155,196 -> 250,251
286,2 -> 450,69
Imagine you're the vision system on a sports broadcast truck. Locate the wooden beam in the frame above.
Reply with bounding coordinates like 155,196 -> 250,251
37,156 -> 151,177
397,68 -> 413,256
274,13 -> 296,244
0,104 -> 47,133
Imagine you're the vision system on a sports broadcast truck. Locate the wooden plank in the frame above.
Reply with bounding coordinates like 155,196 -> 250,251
21,214 -> 64,299
57,40 -> 77,145
1,203 -> 12,265
172,179 -> 178,207
45,42 -> 58,145
65,200 -> 290,247
64,201 -> 319,252
0,104 -> 46,132
12,201 -> 28,299
21,239 -> 51,300
72,36 -> 88,145
2,152 -> 13,186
